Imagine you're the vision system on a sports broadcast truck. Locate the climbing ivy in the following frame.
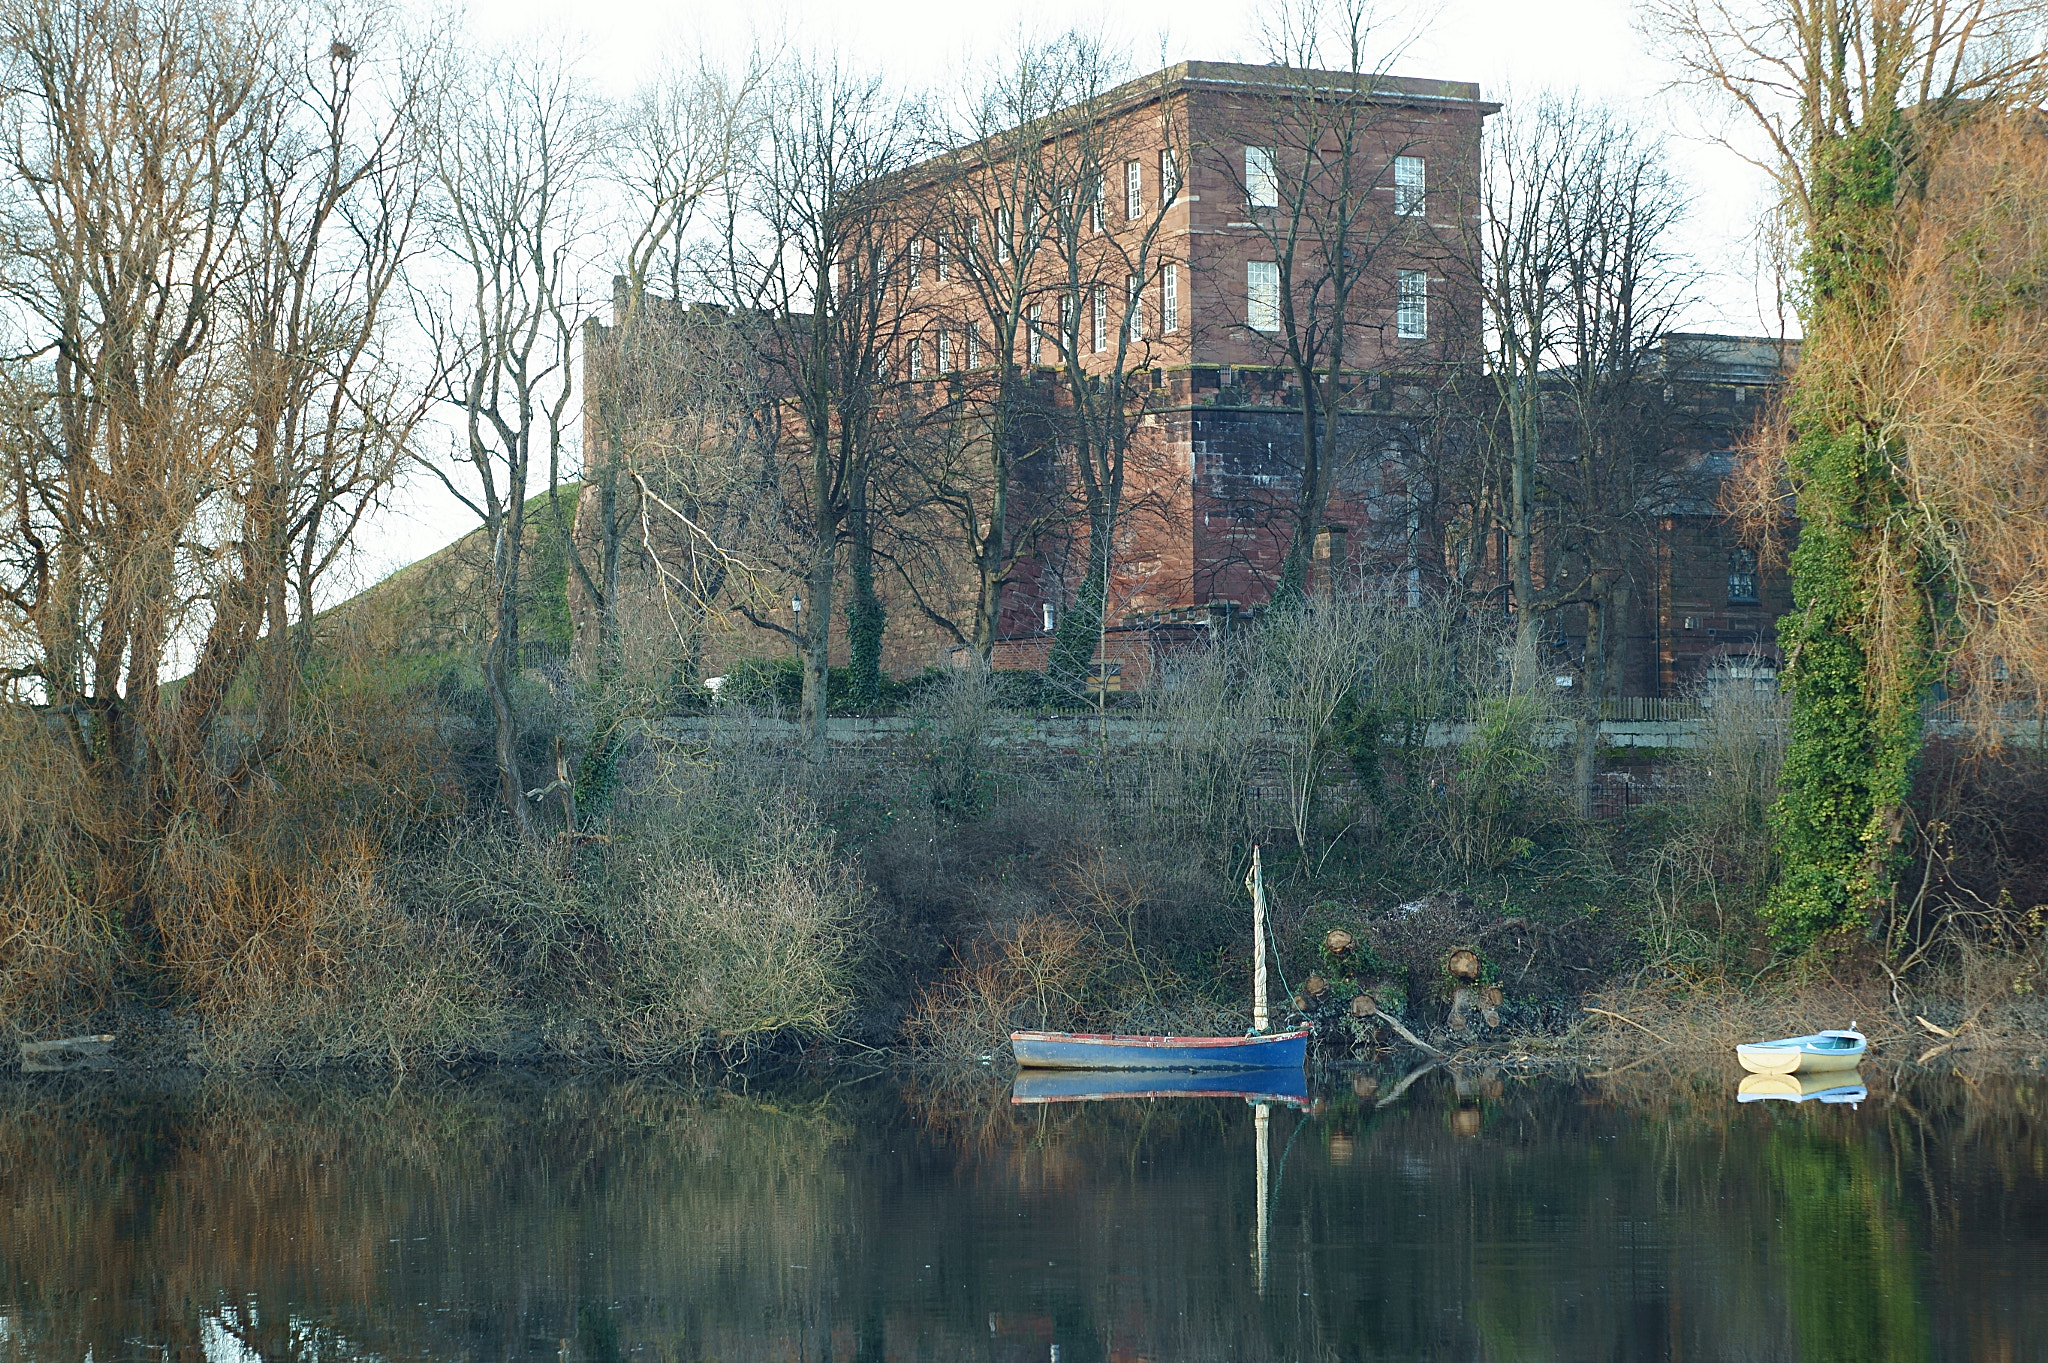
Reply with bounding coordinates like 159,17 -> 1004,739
1767,120 -> 1939,947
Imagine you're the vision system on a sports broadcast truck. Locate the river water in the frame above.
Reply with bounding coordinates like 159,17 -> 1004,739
0,1063 -> 2043,1361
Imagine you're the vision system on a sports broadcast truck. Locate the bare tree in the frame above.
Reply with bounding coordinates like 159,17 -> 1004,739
420,44 -> 600,839
1217,0 -> 1441,603
717,53 -> 923,759
0,0 -> 434,971
1034,55 -> 1183,700
561,54 -> 759,804
913,34 -> 1095,662
1545,107 -> 1691,814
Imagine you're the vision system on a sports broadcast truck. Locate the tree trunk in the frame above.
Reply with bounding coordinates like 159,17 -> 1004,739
800,530 -> 836,766
1275,373 -> 1332,604
845,463 -> 884,710
487,498 -> 537,840
1507,379 -> 1543,695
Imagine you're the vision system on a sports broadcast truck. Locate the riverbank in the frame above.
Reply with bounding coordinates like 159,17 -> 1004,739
6,612 -> 2044,1072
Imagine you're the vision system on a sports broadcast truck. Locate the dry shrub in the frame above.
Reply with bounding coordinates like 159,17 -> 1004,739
900,845 -> 1240,1060
1640,671 -> 1790,977
1891,115 -> 2048,725
0,648 -> 454,1046
0,713 -> 122,1030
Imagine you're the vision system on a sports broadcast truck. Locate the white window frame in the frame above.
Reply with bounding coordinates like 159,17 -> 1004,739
1126,274 -> 1143,340
997,208 -> 1012,264
1028,304 -> 1042,365
967,324 -> 980,370
1397,270 -> 1428,339
938,329 -> 952,372
1162,264 -> 1179,334
1092,284 -> 1107,352
1247,261 -> 1280,332
1246,145 -> 1278,208
1160,148 -> 1181,204
908,239 -> 922,289
1394,156 -> 1425,216
909,338 -> 924,379
936,234 -> 949,282
1090,174 -> 1105,233
1059,293 -> 1074,357
1125,160 -> 1142,220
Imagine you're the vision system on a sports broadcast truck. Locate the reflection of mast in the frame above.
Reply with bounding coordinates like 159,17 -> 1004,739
1255,1101 -> 1271,1296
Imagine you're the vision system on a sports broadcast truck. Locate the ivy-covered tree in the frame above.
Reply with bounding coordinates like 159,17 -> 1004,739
1648,0 -> 2048,946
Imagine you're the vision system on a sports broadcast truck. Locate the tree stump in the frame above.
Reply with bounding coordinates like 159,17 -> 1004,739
1446,948 -> 1481,982
1323,929 -> 1356,957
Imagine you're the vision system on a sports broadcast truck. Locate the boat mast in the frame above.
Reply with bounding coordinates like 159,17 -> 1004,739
1250,845 -> 1269,1034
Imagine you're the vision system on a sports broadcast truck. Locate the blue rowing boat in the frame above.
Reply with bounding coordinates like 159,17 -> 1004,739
1009,1027 -> 1310,1071
1011,1065 -> 1311,1107
1009,847 -> 1311,1075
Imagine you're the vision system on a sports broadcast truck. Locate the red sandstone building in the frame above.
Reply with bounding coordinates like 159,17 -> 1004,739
585,61 -> 1794,698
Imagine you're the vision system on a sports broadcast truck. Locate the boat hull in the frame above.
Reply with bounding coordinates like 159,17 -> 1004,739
1735,1031 -> 1867,1075
1010,1028 -> 1309,1071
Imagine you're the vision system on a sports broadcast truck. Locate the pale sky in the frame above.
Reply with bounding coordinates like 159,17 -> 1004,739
350,0 -> 1783,591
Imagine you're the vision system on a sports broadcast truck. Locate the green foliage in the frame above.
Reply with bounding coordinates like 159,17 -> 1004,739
1045,562 -> 1105,701
844,568 -> 886,711
1448,698 -> 1550,871
1770,119 -> 1939,949
524,492 -> 577,654
715,657 -> 946,715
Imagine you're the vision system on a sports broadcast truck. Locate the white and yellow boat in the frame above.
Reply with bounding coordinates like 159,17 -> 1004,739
1735,1028 -> 1866,1075
1737,1070 -> 1867,1104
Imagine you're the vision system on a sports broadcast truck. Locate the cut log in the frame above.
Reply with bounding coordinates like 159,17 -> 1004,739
19,1034 -> 116,1074
1323,929 -> 1356,956
1303,972 -> 1328,996
1348,993 -> 1378,1019
1446,948 -> 1481,981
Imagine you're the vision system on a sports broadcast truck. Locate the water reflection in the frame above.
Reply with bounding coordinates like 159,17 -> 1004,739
0,1064 -> 2040,1361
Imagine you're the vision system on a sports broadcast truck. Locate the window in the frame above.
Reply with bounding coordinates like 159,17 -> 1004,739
1247,260 -> 1280,332
1160,148 -> 1181,203
1729,548 -> 1759,602
1246,145 -> 1278,207
1126,274 -> 1142,340
997,208 -> 1012,264
938,329 -> 952,372
1394,155 -> 1425,216
1090,174 -> 1105,232
1162,264 -> 1179,333
908,338 -> 923,379
908,239 -> 922,289
1397,270 -> 1427,339
1092,284 -> 1107,352
936,235 -> 948,282
1060,292 -> 1074,356
1125,160 -> 1143,219
967,324 -> 980,370
1028,304 -> 1042,365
